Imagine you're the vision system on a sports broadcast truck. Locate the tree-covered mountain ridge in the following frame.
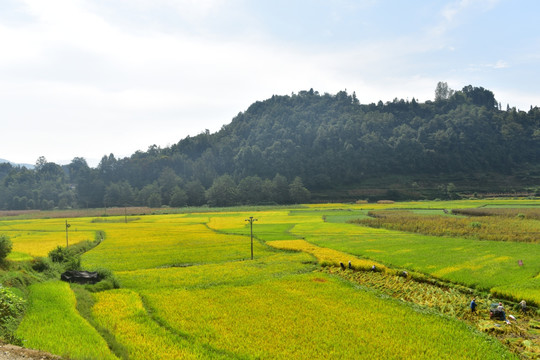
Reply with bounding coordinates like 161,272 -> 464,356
1,84 -> 539,210
173,86 -> 538,184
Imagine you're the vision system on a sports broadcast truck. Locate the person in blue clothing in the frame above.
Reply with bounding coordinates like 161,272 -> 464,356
470,298 -> 477,313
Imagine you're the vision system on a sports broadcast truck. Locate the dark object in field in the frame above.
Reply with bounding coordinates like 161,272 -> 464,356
61,270 -> 99,284
489,303 -> 506,321
348,261 -> 352,269
340,262 -> 346,270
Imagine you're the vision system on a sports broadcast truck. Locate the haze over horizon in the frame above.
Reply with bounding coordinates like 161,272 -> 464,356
1,0 -> 539,167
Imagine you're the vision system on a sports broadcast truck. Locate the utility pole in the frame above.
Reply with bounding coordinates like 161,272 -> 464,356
65,220 -> 71,247
245,216 -> 258,260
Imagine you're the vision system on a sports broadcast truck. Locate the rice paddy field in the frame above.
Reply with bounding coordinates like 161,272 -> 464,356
1,199 -> 539,359
0,217 -> 96,260
15,281 -> 117,359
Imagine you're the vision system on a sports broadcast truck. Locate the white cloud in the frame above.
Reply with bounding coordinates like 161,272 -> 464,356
0,0 -> 538,165
0,0 -> 350,163
464,59 -> 510,72
431,0 -> 500,38
441,0 -> 499,22
492,60 -> 508,69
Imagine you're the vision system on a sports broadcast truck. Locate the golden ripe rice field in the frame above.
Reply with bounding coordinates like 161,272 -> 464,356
133,272 -> 513,359
81,215 -> 277,271
2,199 -> 538,359
1,217 -> 96,259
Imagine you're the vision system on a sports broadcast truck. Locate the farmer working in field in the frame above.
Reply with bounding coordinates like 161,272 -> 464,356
519,300 -> 527,313
497,302 -> 511,324
470,298 -> 477,313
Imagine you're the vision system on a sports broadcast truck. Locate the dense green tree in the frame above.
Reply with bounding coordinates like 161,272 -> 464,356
137,183 -> 161,207
76,175 -> 105,208
238,176 -> 264,205
461,85 -> 497,109
260,178 -> 275,204
158,167 -> 181,205
435,81 -> 454,101
104,181 -> 134,207
289,177 -> 310,204
34,156 -> 47,171
185,180 -> 206,206
98,154 -> 118,183
68,157 -> 91,184
271,174 -> 290,204
147,192 -> 162,208
0,163 -> 12,183
206,175 -> 239,207
169,186 -> 188,207
36,161 -> 64,182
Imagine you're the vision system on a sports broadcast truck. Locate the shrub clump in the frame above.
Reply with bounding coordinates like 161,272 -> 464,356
84,268 -> 120,292
0,234 -> 13,260
0,286 -> 25,345
30,256 -> 51,272
47,233 -> 118,291
48,246 -> 81,271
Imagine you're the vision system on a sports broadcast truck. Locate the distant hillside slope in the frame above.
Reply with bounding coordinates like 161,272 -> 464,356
1,85 -> 539,210
0,158 -> 34,169
162,86 -> 539,188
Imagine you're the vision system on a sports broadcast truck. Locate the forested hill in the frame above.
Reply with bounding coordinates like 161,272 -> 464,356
171,86 -> 538,188
1,85 -> 539,210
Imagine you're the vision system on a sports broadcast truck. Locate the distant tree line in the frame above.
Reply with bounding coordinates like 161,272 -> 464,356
0,83 -> 538,210
0,157 -> 310,209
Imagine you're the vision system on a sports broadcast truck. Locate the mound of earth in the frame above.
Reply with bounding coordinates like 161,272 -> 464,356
0,343 -> 61,360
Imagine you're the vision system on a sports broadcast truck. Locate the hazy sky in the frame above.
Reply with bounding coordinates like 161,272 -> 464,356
1,0 -> 539,167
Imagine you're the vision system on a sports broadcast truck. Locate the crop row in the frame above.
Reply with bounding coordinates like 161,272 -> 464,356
452,207 -> 540,220
112,272 -> 515,359
353,210 -> 539,242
